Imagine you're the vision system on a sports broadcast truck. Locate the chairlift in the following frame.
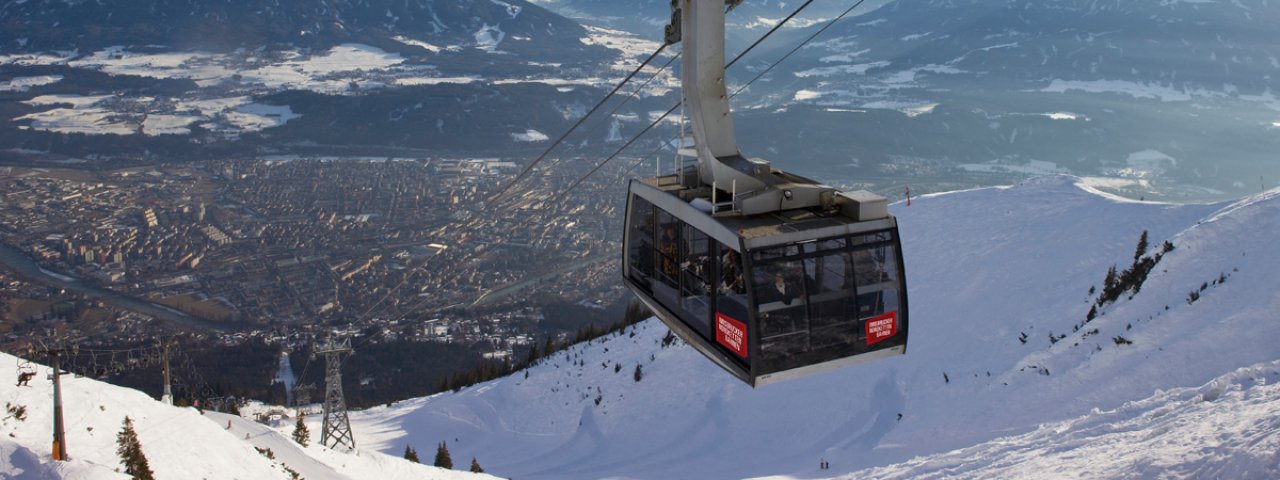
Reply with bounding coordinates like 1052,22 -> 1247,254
17,358 -> 36,376
621,0 -> 908,386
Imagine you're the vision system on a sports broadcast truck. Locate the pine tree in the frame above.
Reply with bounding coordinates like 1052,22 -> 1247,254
116,416 -> 155,480
525,342 -> 541,367
1102,264 -> 1118,300
633,364 -> 643,382
292,416 -> 310,446
434,441 -> 453,469
470,457 -> 484,473
403,445 -> 420,463
1133,230 -> 1149,263
543,336 -> 556,359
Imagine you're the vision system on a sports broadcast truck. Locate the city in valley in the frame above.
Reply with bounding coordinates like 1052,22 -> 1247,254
0,156 -> 634,403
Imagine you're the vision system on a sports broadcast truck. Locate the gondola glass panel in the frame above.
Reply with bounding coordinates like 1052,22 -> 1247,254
750,231 -> 906,376
626,196 -> 655,292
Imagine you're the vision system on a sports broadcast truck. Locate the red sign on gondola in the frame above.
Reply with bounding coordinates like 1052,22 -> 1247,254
715,312 -> 749,358
865,311 -> 897,346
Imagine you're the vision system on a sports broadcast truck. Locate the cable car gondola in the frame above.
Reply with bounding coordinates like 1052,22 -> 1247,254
622,0 -> 908,386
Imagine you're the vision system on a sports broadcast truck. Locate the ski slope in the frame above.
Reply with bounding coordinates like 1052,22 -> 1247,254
0,366 -> 493,478
348,176 -> 1280,479
3,176 -> 1278,479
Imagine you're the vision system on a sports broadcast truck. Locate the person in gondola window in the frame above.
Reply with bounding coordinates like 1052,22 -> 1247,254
761,272 -> 802,305
719,249 -> 744,294
658,224 -> 679,279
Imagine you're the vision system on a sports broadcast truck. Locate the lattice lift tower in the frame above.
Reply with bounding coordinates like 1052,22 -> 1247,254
314,338 -> 356,450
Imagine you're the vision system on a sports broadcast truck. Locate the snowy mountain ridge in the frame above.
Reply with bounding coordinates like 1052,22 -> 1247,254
4,176 -> 1279,479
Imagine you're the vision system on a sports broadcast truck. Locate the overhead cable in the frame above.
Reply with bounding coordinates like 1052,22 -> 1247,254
485,43 -> 670,207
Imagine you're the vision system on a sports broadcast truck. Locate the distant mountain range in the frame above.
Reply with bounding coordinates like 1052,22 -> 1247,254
719,0 -> 1280,199
1,0 -> 1276,200
0,0 -> 604,61
0,0 -> 631,161
528,0 -> 894,41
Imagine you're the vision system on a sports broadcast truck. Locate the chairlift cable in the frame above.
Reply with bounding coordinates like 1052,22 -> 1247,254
725,0 -> 816,70
603,53 -> 681,130
535,52 -> 681,186
560,102 -> 680,197
484,43 -> 671,207
729,0 -> 869,100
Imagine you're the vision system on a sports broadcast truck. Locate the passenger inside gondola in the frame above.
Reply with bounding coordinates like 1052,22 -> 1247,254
718,249 -> 743,295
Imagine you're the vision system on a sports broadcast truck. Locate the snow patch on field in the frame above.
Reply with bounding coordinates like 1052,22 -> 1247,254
580,25 -> 663,64
223,103 -> 301,132
69,46 -> 234,85
794,61 -> 889,78
288,44 -> 404,76
1045,111 -> 1087,120
1079,176 -> 1152,191
176,96 -> 253,116
745,15 -> 828,29
391,35 -> 458,53
863,101 -> 938,117
793,90 -> 824,101
475,24 -> 507,53
1040,79 -> 1206,101
18,94 -> 135,135
493,77 -> 603,87
511,129 -> 549,142
142,114 -> 203,136
16,108 -> 135,136
16,94 -> 298,135
0,51 -> 75,66
0,75 -> 63,92
394,76 -> 480,86
1117,149 -> 1178,179
65,44 -> 404,94
24,94 -> 114,108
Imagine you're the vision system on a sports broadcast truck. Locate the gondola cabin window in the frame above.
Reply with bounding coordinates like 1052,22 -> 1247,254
748,231 -> 904,376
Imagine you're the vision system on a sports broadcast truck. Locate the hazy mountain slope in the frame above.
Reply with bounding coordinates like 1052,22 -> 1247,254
528,0 -> 894,40
720,0 -> 1280,198
0,0 -> 604,61
348,176 -> 1280,479
0,0 -> 634,159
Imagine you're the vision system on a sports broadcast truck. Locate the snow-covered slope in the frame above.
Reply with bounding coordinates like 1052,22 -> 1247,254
0,357 -> 494,479
346,176 -> 1280,479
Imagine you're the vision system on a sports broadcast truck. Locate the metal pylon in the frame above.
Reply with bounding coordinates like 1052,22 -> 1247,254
314,338 -> 355,450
